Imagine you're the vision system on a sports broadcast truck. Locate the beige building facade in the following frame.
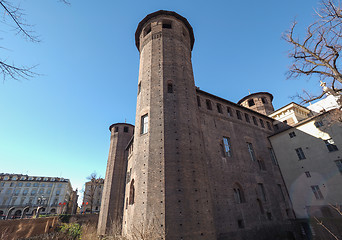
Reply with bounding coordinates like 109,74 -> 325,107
82,178 -> 104,214
0,173 -> 76,219
269,103 -> 342,219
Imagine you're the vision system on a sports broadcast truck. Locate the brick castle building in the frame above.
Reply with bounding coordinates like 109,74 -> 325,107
97,10 -> 299,240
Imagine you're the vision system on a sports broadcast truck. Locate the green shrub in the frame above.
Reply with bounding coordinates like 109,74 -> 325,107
60,223 -> 82,240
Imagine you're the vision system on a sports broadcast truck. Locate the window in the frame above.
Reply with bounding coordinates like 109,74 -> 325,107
33,183 -> 39,187
258,183 -> 267,201
129,179 -> 135,205
162,20 -> 172,29
17,182 -> 23,187
114,126 -> 119,132
236,110 -> 242,120
36,177 -> 41,181
335,160 -> 342,173
233,185 -> 245,203
311,185 -> 324,200
144,24 -> 151,36
295,148 -> 306,160
14,189 -> 20,196
48,183 -> 53,187
56,190 -> 61,195
274,124 -> 279,130
41,183 -> 45,187
23,189 -> 28,196
3,176 -> 9,180
324,138 -> 338,152
245,113 -> 250,123
238,219 -> 244,228
278,184 -> 285,200
314,121 -> 324,128
266,121 -> 272,130
289,132 -> 296,138
248,99 -> 255,107
47,189 -> 51,194
217,103 -> 222,113
12,176 -> 17,180
222,137 -> 232,157
31,189 -> 37,195
167,82 -> 173,93
10,182 -> 14,187
43,177 -> 48,181
20,176 -> 26,180
206,99 -> 212,110
138,82 -> 141,94
260,119 -> 265,128
141,114 -> 148,134
227,107 -> 232,117
197,96 -> 201,107
261,97 -> 268,104
305,171 -> 311,177
257,159 -> 266,171
247,142 -> 256,161
252,116 -> 258,126
25,183 -> 31,187
39,189 -> 44,194
124,126 -> 129,133
268,148 -> 278,165
267,212 -> 273,220
57,184 -> 62,188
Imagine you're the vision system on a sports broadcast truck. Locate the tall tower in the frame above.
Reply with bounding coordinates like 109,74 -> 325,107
238,92 -> 274,115
97,123 -> 134,235
122,10 -> 216,239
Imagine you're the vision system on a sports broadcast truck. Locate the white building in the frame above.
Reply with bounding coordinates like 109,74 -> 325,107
81,178 -> 104,214
0,173 -> 76,218
269,94 -> 342,218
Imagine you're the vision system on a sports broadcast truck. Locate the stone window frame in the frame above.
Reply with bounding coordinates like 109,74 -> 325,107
141,114 -> 149,135
295,147 -> 306,160
222,137 -> 232,157
311,185 -> 324,200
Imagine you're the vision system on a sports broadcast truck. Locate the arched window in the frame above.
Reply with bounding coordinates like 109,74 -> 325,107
233,183 -> 245,203
129,179 -> 135,205
167,82 -> 173,93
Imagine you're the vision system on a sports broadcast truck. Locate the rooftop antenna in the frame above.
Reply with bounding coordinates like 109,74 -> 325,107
125,118 -> 127,123
248,89 -> 251,95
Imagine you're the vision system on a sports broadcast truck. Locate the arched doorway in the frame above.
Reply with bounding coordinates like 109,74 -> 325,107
14,210 -> 22,218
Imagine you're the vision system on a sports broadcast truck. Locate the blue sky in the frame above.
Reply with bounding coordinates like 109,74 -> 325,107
0,0 -> 323,203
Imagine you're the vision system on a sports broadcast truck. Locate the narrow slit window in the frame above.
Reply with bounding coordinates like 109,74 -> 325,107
197,96 -> 201,107
260,119 -> 265,128
167,83 -> 173,93
245,113 -> 250,123
162,20 -> 172,29
206,99 -> 212,110
144,24 -> 151,36
227,107 -> 233,117
236,110 -> 242,120
217,103 -> 222,113
253,116 -> 258,126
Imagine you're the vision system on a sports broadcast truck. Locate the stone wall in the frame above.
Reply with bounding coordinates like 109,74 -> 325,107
0,217 -> 59,240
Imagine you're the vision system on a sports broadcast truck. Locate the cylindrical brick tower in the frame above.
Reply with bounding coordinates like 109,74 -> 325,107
97,123 -> 134,236
238,92 -> 274,116
122,10 -> 216,239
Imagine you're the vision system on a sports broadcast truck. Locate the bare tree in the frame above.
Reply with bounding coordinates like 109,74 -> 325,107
0,0 -> 69,81
285,0 -> 342,104
83,172 -> 103,214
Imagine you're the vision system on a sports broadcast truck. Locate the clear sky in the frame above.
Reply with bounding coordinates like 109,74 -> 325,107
0,0 -> 324,204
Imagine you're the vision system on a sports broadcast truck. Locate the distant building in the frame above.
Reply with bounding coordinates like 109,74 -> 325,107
0,173 -> 76,219
82,178 -> 104,214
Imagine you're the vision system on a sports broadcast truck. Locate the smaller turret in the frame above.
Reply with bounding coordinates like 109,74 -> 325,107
238,92 -> 274,116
